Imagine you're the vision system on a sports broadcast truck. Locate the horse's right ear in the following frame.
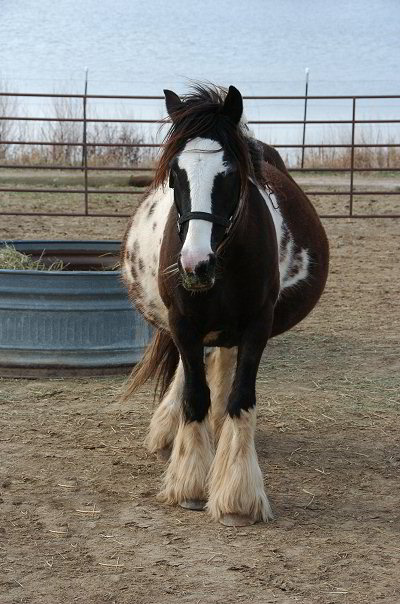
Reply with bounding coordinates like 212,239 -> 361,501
164,89 -> 183,121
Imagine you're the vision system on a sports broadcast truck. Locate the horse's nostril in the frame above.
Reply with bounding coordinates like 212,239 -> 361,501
194,261 -> 209,280
179,251 -> 216,289
179,255 -> 193,274
194,257 -> 216,284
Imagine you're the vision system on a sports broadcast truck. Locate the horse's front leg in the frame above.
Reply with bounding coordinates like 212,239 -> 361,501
159,314 -> 213,511
206,347 -> 237,442
208,303 -> 274,526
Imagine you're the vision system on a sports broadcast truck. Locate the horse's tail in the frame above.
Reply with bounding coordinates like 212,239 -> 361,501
122,329 -> 179,401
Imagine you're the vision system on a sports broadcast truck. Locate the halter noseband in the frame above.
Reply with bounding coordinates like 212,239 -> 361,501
177,211 -> 231,228
176,210 -> 234,240
169,175 -> 236,239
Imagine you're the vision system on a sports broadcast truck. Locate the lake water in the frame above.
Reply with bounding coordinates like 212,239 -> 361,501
1,0 -> 399,146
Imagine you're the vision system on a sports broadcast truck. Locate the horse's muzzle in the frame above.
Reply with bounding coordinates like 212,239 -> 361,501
179,254 -> 216,292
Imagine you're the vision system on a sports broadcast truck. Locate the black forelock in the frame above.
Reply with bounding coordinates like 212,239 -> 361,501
154,83 -> 254,193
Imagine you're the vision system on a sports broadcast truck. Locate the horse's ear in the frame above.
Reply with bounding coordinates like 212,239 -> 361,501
222,85 -> 243,125
164,89 -> 183,121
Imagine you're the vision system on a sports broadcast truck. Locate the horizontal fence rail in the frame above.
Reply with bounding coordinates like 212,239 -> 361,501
0,91 -> 399,219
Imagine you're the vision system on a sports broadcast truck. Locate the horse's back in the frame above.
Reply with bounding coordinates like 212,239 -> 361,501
259,141 -> 290,175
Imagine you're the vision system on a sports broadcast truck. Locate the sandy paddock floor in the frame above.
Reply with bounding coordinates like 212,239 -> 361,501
0,194 -> 399,603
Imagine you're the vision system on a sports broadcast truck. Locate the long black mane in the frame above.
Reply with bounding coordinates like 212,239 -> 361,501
153,84 -> 292,203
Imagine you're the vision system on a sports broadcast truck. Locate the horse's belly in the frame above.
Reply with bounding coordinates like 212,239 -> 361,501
122,187 -> 173,329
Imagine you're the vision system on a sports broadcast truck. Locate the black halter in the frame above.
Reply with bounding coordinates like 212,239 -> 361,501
176,211 -> 234,240
177,211 -> 231,228
170,174 -> 236,239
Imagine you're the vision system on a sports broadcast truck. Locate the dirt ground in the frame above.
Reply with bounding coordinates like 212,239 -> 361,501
1,193 -> 400,603
0,171 -> 399,228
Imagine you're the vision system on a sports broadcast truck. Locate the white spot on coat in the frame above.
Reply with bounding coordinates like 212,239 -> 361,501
255,183 -> 310,295
123,186 -> 173,328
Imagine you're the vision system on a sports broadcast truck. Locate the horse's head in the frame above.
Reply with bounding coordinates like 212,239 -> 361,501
164,86 -> 245,292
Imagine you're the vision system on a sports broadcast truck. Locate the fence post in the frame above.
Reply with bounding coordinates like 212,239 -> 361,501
349,97 -> 356,217
300,68 -> 310,169
82,68 -> 89,215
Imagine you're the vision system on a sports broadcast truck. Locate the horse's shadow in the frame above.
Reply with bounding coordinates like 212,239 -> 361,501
254,426 -> 392,526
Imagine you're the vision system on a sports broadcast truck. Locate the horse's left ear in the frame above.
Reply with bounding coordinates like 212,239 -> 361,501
164,89 -> 183,121
222,85 -> 243,125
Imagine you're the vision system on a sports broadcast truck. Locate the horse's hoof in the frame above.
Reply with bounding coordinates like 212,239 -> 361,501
219,514 -> 256,527
180,499 -> 206,511
156,446 -> 172,462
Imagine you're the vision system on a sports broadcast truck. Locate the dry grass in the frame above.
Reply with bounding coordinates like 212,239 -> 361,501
0,243 -> 121,271
1,95 -> 157,168
292,128 -> 400,170
1,93 -> 398,171
0,243 -> 65,271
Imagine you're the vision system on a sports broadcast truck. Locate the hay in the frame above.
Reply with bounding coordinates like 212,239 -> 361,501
0,243 -> 65,271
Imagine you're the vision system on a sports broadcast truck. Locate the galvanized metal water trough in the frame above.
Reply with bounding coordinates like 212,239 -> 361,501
0,241 -> 152,378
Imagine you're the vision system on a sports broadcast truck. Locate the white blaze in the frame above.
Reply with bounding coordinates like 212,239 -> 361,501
178,138 -> 226,271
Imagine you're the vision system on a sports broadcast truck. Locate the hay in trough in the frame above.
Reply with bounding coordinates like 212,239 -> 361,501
0,243 -> 66,271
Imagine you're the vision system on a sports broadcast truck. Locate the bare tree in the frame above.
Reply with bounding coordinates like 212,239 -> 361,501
43,96 -> 82,164
0,79 -> 17,161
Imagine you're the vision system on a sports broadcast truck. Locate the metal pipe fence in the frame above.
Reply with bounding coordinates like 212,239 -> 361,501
0,91 -> 399,219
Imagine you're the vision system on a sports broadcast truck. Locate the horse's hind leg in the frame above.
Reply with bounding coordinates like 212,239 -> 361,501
145,360 -> 183,461
208,305 -> 274,526
159,316 -> 213,510
206,347 -> 237,442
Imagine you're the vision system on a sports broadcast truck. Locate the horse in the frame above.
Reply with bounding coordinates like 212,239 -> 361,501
121,84 -> 329,526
